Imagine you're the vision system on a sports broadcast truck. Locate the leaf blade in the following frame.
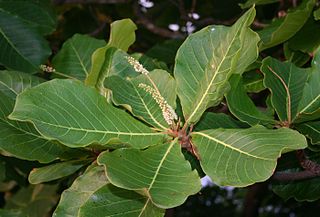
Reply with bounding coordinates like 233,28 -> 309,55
53,164 -> 108,217
79,184 -> 165,217
192,126 -> 307,186
105,69 -> 176,130
98,140 -> 201,208
9,79 -> 166,149
0,9 -> 51,73
174,7 -> 259,124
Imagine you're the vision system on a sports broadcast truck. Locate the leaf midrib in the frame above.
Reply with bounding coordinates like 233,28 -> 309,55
299,94 -> 320,114
187,21 -> 245,123
193,132 -> 273,161
70,42 -> 89,75
130,79 -> 167,131
11,117 -> 163,136
147,140 -> 176,192
0,10 -> 35,68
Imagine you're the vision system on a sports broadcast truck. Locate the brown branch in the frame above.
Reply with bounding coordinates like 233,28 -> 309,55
272,170 -> 320,181
132,1 -> 185,39
53,0 -> 129,4
272,150 -> 320,182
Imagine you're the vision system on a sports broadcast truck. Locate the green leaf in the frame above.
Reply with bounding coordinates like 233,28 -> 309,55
226,75 -> 275,126
107,19 -> 137,51
195,112 -> 248,131
0,70 -> 44,98
0,0 -> 57,35
242,70 -> 266,93
5,184 -> 58,217
53,164 -> 108,217
258,0 -> 316,50
9,79 -> 166,148
0,9 -> 51,73
295,121 -> 320,145
98,140 -> 201,208
296,49 -> 320,122
52,34 -> 105,80
28,159 -> 91,184
79,184 -> 165,217
283,42 -> 311,67
85,19 -> 137,90
240,0 -> 279,9
192,126 -> 307,186
261,57 -> 309,124
174,7 -> 259,124
287,17 -> 320,53
273,173 -> 320,201
105,69 -> 176,130
0,73 -> 70,163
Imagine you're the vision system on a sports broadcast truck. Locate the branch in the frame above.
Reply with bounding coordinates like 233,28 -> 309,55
53,0 -> 129,4
272,170 -> 320,181
132,1 -> 185,39
272,150 -> 320,182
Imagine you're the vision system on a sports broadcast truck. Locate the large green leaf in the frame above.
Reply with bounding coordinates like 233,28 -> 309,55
9,79 -> 165,148
0,72 -> 70,163
28,159 -> 91,184
85,19 -> 137,90
261,57 -> 309,124
98,140 -> 201,208
226,75 -> 275,126
52,34 -> 105,80
0,0 -> 57,35
53,165 -> 108,217
295,121 -> 320,145
105,69 -> 176,130
0,93 -> 69,163
296,49 -> 320,122
258,0 -> 315,50
192,126 -> 307,186
174,7 -> 259,124
0,9 -> 51,73
79,184 -> 165,217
